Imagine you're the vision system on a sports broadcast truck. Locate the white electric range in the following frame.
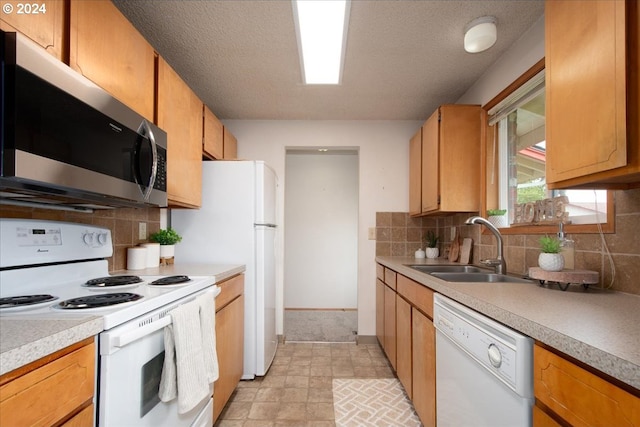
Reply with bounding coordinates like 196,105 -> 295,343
0,218 -> 220,427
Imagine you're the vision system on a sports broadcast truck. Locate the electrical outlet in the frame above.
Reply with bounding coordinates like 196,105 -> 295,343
368,227 -> 376,240
139,222 -> 147,240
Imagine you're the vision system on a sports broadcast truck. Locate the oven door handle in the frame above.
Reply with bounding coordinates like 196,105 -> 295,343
113,286 -> 221,349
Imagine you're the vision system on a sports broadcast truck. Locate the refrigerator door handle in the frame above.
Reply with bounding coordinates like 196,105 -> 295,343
255,223 -> 277,228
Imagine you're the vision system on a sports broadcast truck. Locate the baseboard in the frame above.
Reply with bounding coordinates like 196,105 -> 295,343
285,308 -> 357,311
356,335 -> 378,345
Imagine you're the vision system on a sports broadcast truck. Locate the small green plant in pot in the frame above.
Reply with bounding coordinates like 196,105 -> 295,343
487,209 -> 508,228
424,230 -> 440,259
538,235 -> 564,271
150,228 -> 182,262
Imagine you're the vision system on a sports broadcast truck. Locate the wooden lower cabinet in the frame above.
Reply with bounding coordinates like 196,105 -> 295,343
376,279 -> 385,346
381,268 -> 436,427
383,284 -> 397,369
213,274 -> 245,423
533,344 -> 640,427
0,338 -> 95,427
412,308 -> 436,427
396,296 -> 412,399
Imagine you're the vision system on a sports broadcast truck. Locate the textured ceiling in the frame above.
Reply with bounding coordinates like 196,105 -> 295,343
113,0 -> 544,120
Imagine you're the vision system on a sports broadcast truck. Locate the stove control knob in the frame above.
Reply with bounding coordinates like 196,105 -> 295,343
83,232 -> 95,246
97,232 -> 109,245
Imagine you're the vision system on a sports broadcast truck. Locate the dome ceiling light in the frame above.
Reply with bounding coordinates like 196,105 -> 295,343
464,16 -> 497,53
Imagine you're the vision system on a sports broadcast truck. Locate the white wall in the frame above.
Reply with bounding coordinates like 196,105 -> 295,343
224,14 -> 545,338
221,120 -> 418,336
284,152 -> 358,309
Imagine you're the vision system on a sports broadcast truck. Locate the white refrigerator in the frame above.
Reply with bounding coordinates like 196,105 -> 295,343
172,160 -> 278,379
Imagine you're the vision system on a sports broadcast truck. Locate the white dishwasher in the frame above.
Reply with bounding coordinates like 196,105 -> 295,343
434,294 -> 533,426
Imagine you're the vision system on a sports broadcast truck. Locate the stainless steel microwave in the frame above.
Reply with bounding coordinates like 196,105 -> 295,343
1,31 -> 168,210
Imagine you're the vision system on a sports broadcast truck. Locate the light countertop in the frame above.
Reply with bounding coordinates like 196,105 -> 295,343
377,256 -> 640,391
0,263 -> 245,377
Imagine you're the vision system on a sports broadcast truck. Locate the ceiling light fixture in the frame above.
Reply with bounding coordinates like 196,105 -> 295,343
293,0 -> 350,84
464,16 -> 497,53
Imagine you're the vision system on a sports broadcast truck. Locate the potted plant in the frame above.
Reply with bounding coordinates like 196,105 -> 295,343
424,230 -> 440,259
487,209 -> 508,228
538,235 -> 564,271
150,228 -> 182,261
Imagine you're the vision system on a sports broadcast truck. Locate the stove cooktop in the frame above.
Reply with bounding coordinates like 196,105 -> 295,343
0,263 -> 216,329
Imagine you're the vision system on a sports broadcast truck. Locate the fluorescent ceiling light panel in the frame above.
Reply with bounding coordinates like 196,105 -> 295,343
294,0 -> 350,84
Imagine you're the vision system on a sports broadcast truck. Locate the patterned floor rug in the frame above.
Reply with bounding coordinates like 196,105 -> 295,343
333,378 -> 422,427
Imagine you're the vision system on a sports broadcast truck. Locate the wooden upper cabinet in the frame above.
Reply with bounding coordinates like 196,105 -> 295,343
546,0 -> 640,189
157,57 -> 203,208
223,127 -> 238,160
409,128 -> 422,216
69,0 -> 155,121
421,110 -> 440,213
203,107 -> 238,160
203,106 -> 224,160
0,0 -> 66,60
412,105 -> 481,216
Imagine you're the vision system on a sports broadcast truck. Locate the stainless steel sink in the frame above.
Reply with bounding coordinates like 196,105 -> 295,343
408,265 -> 490,274
429,272 -> 534,284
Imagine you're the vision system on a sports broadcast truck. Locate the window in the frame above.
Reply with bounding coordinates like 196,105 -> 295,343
482,60 -> 613,234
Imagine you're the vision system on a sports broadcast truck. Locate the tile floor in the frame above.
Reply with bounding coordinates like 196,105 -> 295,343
215,342 -> 396,426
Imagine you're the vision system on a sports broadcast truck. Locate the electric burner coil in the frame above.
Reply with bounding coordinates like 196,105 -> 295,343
57,292 -> 143,309
0,294 -> 58,308
149,275 -> 191,286
84,275 -> 143,287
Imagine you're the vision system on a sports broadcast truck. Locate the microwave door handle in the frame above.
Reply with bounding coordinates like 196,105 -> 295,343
136,120 -> 158,201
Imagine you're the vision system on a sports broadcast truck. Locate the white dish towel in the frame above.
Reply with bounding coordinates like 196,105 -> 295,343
159,291 -> 218,414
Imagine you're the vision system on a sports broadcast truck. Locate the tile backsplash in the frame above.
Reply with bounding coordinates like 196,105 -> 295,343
376,188 -> 640,295
0,205 -> 161,272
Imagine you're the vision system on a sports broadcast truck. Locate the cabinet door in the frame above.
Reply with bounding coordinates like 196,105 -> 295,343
545,0 -> 628,184
376,279 -> 385,347
438,105 -> 481,212
383,285 -> 396,369
157,57 -> 203,208
533,344 -> 640,426
396,296 -> 412,399
223,127 -> 238,160
213,294 -> 244,422
421,109 -> 439,213
69,0 -> 155,121
412,308 -> 435,427
0,341 -> 95,427
203,106 -> 224,160
409,128 -> 422,216
0,0 -> 65,60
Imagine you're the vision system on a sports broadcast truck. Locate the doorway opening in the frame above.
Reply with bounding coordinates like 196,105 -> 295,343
283,148 -> 359,342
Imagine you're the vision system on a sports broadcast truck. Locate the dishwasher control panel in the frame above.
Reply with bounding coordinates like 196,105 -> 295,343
434,294 -> 533,396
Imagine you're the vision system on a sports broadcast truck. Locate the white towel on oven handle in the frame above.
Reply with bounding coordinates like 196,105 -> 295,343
159,294 -> 216,414
197,292 -> 219,384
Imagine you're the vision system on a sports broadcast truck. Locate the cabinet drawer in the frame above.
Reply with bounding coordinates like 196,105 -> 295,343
533,344 -> 640,427
216,274 -> 244,312
396,275 -> 434,319
376,263 -> 384,280
384,268 -> 397,290
0,342 -> 95,427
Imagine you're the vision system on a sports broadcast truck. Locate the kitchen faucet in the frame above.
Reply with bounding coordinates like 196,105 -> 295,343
464,216 -> 507,275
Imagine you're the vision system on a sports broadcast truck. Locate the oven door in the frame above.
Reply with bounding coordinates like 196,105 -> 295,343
98,287 -> 219,427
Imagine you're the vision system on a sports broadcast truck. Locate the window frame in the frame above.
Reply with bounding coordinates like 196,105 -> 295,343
480,59 -> 615,235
